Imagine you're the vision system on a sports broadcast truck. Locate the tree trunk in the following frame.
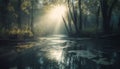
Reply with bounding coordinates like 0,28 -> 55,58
118,16 -> 120,32
68,14 -> 72,32
78,0 -> 82,33
63,17 -> 70,34
1,0 -> 9,29
31,0 -> 34,35
100,0 -> 109,33
100,0 -> 118,34
83,15 -> 87,29
68,1 -> 79,33
17,0 -> 22,29
96,6 -> 100,34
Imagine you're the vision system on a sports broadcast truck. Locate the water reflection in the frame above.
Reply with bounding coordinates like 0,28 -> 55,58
47,49 -> 63,62
0,35 -> 120,69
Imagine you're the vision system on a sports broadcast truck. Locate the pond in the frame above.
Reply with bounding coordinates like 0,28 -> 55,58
0,35 -> 120,69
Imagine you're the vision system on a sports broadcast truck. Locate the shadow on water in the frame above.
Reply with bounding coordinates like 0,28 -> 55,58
0,35 -> 120,69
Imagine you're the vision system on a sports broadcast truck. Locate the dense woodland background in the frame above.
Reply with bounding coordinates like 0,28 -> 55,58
0,0 -> 120,40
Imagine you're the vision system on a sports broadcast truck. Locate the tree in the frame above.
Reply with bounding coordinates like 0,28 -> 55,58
17,0 -> 22,28
100,0 -> 118,33
66,0 -> 83,35
0,0 -> 9,29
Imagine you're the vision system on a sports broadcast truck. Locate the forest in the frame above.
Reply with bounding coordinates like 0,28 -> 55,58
0,0 -> 120,69
0,0 -> 120,39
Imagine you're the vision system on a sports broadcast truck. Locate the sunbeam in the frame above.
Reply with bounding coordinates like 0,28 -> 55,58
48,4 -> 68,34
49,4 -> 67,20
34,4 -> 68,35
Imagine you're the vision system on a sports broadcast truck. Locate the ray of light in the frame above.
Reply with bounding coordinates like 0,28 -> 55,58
47,4 -> 68,34
34,4 -> 68,35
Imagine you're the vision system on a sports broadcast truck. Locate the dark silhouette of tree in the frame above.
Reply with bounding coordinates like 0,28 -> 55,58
118,16 -> 120,32
64,0 -> 83,35
78,0 -> 82,33
100,0 -> 118,33
0,0 -> 9,29
96,6 -> 100,34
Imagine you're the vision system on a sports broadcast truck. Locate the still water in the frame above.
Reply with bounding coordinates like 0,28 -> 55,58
0,35 -> 120,69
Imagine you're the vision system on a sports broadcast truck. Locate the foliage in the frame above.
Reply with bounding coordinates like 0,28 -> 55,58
0,0 -> 34,39
21,0 -> 31,14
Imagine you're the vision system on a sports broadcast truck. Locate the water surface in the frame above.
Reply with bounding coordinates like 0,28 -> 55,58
0,35 -> 120,69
